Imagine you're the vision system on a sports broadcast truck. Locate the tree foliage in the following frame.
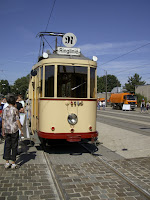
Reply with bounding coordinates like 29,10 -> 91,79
0,80 -> 10,96
12,74 -> 30,98
0,74 -> 30,99
124,73 -> 145,93
97,74 -> 121,93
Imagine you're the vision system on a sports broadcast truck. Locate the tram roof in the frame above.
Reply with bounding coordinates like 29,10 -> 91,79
38,52 -> 91,61
32,51 -> 97,70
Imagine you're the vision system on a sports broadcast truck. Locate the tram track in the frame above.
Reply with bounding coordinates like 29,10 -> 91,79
41,141 -> 150,200
79,142 -> 150,200
43,150 -> 66,200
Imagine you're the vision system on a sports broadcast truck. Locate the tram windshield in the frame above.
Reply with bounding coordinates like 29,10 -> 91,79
57,65 -> 87,98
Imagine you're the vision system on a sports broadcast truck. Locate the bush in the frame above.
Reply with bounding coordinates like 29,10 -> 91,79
135,93 -> 147,107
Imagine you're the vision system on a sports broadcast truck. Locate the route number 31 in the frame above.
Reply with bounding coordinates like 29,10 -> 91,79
62,33 -> 77,47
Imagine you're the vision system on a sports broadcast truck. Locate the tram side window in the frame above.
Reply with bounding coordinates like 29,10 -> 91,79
57,66 -> 87,98
40,67 -> 43,97
45,65 -> 54,97
90,68 -> 96,98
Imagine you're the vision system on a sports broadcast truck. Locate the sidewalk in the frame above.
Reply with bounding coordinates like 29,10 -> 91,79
97,121 -> 150,159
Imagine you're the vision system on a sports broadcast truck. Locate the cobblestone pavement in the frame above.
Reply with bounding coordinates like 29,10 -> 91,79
108,157 -> 150,195
52,159 -> 150,200
0,164 -> 60,200
1,142 -> 150,199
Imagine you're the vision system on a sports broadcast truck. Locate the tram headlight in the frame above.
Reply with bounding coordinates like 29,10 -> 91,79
67,113 -> 78,125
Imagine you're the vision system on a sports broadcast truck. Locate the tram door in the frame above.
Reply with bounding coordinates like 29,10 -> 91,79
31,76 -> 35,134
34,69 -> 39,132
30,68 -> 39,134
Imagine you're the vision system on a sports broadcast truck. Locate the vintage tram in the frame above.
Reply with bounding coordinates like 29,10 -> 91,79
28,32 -> 98,145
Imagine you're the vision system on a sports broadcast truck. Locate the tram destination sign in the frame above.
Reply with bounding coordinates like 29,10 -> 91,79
57,47 -> 81,56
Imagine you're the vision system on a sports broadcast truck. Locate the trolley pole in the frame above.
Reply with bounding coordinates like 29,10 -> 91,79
55,37 -> 57,51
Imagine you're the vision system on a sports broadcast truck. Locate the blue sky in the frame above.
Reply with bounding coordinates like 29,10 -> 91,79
0,0 -> 150,86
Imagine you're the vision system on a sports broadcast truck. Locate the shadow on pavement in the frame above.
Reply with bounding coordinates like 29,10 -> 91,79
16,139 -> 36,166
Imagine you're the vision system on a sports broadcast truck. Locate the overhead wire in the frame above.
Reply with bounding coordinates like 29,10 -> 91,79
109,63 -> 150,75
43,37 -> 54,51
97,42 -> 150,84
99,42 -> 150,67
45,0 -> 57,32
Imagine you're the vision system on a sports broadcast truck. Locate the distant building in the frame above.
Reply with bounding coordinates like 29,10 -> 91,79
135,84 -> 150,101
111,87 -> 127,93
97,92 -> 111,101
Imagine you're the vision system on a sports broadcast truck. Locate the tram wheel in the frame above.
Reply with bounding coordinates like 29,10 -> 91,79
39,137 -> 47,150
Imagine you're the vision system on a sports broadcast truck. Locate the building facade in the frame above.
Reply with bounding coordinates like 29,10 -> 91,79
135,84 -> 150,101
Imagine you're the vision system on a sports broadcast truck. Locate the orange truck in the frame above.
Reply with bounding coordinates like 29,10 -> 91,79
110,93 -> 137,110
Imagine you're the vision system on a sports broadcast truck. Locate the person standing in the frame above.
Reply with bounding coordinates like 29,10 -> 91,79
140,99 -> 145,113
2,94 -> 24,169
97,100 -> 100,110
0,98 -> 4,142
16,95 -> 25,138
1,97 -> 9,109
102,101 -> 106,110
146,102 -> 149,112
17,95 -> 25,108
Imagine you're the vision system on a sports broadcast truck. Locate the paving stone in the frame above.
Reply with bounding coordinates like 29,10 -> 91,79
18,196 -> 29,200
7,196 -> 18,200
0,197 -> 5,200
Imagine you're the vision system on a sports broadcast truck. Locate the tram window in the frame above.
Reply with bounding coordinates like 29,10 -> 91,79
40,67 -> 43,97
45,65 -> 54,97
57,65 -> 87,98
90,68 -> 96,98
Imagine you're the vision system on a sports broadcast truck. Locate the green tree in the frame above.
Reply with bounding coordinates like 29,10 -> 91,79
13,74 -> 30,98
0,80 -> 10,95
97,74 -> 121,93
124,73 -> 145,93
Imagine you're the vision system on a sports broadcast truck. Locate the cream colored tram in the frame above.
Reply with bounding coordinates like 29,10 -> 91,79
28,38 -> 98,145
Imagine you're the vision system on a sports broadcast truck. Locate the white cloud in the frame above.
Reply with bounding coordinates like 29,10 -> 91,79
79,40 -> 150,56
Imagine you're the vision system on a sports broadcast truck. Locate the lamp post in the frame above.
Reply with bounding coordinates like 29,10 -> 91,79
105,70 -> 107,107
98,67 -> 108,107
101,69 -> 107,107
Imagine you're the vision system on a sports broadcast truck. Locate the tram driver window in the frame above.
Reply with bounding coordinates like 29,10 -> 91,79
57,65 -> 87,98
90,68 -> 96,98
45,65 -> 54,97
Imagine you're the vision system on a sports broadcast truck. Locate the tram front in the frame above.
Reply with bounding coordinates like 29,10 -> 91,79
37,55 -> 98,142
